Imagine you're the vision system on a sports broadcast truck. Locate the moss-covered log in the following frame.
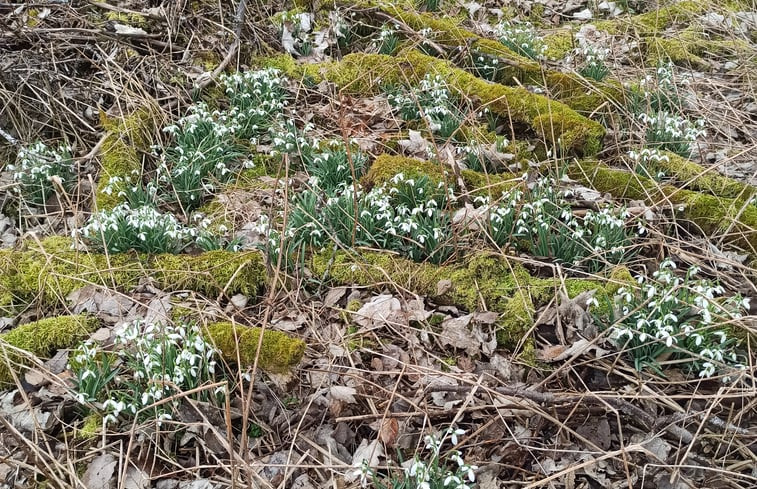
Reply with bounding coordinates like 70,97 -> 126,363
595,1 -> 710,35
0,237 -> 267,313
205,322 -> 305,373
644,152 -> 757,202
342,1 -> 622,114
0,315 -> 98,384
568,160 -> 757,253
267,50 -> 605,156
311,249 -> 621,348
363,154 -> 520,198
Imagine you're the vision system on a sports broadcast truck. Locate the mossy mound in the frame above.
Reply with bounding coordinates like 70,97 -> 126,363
0,237 -> 267,313
95,108 -> 158,211
0,315 -> 98,385
311,249 -> 618,348
363,154 -> 450,188
205,322 -> 305,373
569,160 -> 757,253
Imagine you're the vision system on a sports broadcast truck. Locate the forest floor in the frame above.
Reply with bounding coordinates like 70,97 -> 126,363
0,1 -> 756,488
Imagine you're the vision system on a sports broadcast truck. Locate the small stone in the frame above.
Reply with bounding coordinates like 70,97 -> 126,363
573,8 -> 593,20
229,294 -> 248,309
724,61 -> 738,71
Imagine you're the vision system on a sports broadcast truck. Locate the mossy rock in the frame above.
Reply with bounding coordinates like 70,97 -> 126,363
0,237 -> 267,313
96,108 -> 159,211
311,249 -> 614,348
362,155 -> 450,188
568,160 -> 757,253
205,322 -> 305,373
0,315 -> 98,385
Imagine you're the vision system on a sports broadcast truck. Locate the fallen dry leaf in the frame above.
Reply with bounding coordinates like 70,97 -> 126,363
328,386 -> 358,404
82,453 -> 117,489
378,418 -> 399,447
354,294 -> 403,328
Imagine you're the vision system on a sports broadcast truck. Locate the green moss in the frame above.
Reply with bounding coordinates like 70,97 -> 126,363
364,1 -> 617,112
497,289 -> 534,347
596,1 -> 710,35
363,154 -> 449,188
0,237 -> 267,313
644,152 -> 757,201
569,160 -> 757,253
543,29 -> 575,60
205,322 -> 305,373
154,250 -> 266,297
346,299 -> 362,312
104,11 -> 147,27
461,169 -> 519,198
647,32 -> 753,68
0,315 -> 98,384
77,413 -> 102,440
607,266 -> 635,295
95,109 -> 157,211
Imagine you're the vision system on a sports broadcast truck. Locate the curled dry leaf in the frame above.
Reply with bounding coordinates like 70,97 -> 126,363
328,386 -> 358,404
378,417 -> 399,447
354,294 -> 404,328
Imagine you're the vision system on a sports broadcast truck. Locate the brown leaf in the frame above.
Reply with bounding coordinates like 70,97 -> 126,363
538,344 -> 567,362
439,314 -> 482,355
378,418 -> 399,447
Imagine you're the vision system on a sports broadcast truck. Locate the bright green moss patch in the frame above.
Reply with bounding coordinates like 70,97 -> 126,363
0,237 -> 267,313
311,249 -> 612,348
363,155 -> 449,188
0,315 -> 98,384
543,29 -> 575,60
568,160 -> 757,253
77,412 -> 103,440
95,109 -> 156,210
205,322 -> 305,373
104,11 -> 147,28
